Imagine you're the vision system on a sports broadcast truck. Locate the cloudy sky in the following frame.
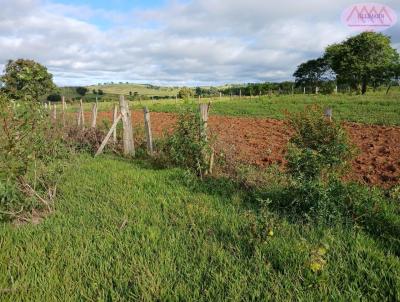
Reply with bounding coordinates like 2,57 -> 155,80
0,0 -> 399,86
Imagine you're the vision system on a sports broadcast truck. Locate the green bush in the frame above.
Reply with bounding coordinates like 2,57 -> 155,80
286,106 -> 355,180
162,106 -> 211,177
0,94 -> 70,220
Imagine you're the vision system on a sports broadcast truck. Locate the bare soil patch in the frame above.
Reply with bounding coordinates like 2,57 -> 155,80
90,111 -> 400,188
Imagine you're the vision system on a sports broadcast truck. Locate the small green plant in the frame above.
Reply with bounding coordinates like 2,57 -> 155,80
286,106 -> 355,180
162,106 -> 211,177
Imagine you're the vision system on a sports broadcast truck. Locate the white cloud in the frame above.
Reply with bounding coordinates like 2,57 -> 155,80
0,0 -> 398,86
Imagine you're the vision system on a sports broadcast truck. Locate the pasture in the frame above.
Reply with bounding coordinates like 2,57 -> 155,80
1,154 -> 399,301
86,83 -> 180,97
68,92 -> 400,126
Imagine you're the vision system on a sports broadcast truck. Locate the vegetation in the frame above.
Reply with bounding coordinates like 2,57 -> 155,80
47,93 -> 62,103
0,59 -> 55,101
286,106 -> 354,180
294,32 -> 400,95
161,106 -> 211,177
177,87 -> 194,99
76,87 -> 88,96
82,92 -> 400,126
0,154 -> 399,300
0,94 -> 69,221
86,83 -> 179,97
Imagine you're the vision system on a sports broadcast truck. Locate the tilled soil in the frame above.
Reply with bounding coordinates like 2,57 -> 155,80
91,111 -> 400,188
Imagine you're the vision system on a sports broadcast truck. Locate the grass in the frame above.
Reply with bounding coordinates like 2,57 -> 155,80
67,92 -> 400,126
0,154 -> 399,300
86,83 -> 180,97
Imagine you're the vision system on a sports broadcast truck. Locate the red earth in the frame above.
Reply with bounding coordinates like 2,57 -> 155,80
87,111 -> 400,188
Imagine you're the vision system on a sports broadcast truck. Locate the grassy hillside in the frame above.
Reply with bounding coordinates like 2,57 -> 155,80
87,83 -> 180,97
0,154 -> 399,300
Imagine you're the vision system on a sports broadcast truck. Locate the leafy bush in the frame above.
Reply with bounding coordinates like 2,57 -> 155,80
162,106 -> 211,177
47,93 -> 61,103
177,87 -> 193,99
286,106 -> 355,180
0,94 -> 70,220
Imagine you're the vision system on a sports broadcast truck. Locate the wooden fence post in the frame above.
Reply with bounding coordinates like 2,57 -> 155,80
324,108 -> 333,122
52,104 -> 57,122
62,96 -> 66,127
119,95 -> 135,156
112,104 -> 118,142
199,103 -> 209,140
143,107 -> 153,155
91,102 -> 98,128
77,99 -> 85,128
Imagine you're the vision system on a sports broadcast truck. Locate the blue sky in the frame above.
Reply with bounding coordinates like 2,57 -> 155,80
50,0 -> 170,29
0,0 -> 399,86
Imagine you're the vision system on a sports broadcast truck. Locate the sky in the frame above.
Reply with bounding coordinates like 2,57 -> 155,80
0,0 -> 399,86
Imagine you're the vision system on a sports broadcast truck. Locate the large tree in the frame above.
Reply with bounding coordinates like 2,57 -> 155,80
293,57 -> 334,89
324,32 -> 399,94
0,59 -> 55,101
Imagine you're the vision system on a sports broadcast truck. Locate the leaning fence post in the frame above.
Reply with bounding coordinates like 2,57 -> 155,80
324,108 -> 333,122
119,95 -> 135,156
91,102 -> 98,128
95,114 -> 122,157
143,107 -> 154,155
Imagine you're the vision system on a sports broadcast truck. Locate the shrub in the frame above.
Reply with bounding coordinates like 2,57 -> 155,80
177,87 -> 193,99
76,87 -> 88,96
47,93 -> 61,103
286,106 -> 355,180
162,106 -> 211,177
0,94 -> 70,220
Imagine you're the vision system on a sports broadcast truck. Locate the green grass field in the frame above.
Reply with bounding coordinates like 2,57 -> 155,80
1,154 -> 399,301
86,83 -> 180,97
68,92 -> 400,126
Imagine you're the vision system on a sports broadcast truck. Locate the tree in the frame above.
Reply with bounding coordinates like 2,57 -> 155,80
195,87 -> 202,96
324,32 -> 399,94
0,59 -> 55,101
47,93 -> 61,103
178,87 -> 193,99
92,89 -> 97,94
293,58 -> 334,89
76,87 -> 88,96
98,89 -> 104,95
